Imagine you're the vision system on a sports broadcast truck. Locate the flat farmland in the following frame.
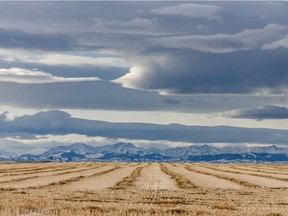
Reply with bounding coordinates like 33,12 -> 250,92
0,163 -> 288,216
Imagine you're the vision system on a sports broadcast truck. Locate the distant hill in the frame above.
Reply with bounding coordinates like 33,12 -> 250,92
3,142 -> 288,162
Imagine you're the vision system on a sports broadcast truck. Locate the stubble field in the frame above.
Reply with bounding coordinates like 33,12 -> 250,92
0,162 -> 288,216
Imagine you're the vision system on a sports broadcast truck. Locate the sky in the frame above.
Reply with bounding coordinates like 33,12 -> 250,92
0,1 -> 287,155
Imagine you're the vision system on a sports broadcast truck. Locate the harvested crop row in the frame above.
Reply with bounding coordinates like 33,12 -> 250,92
0,162 -> 74,170
113,163 -> 149,189
45,165 -> 121,188
160,163 -> 196,189
227,165 -> 288,175
0,163 -> 104,184
188,164 -> 288,188
199,164 -> 288,182
241,164 -> 288,173
133,163 -> 178,190
56,164 -> 142,191
0,163 -> 92,177
0,164 -> 117,189
184,164 -> 259,188
166,163 -> 242,189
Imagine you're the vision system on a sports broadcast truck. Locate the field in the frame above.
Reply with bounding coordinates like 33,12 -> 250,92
0,162 -> 288,216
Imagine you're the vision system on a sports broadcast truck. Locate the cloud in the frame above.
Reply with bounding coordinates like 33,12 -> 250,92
87,17 -> 164,36
0,135 -> 185,155
151,24 -> 287,53
0,111 -> 8,122
0,134 -> 116,155
151,4 -> 222,20
0,79 -> 282,112
0,80 -> 163,110
219,105 -> 288,120
92,17 -> 156,29
0,1 -> 288,112
262,36 -> 288,49
0,68 -> 99,84
0,10 -> 160,36
162,98 -> 182,105
0,110 -> 287,144
0,28 -> 74,51
22,54 -> 126,68
114,49 -> 288,94
0,49 -> 127,68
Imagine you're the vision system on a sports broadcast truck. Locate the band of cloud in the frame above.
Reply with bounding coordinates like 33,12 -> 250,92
0,68 -> 100,84
218,105 -> 288,120
0,110 -> 287,144
151,3 -> 222,20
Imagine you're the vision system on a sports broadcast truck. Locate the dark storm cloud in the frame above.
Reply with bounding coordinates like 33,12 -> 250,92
221,105 -> 288,120
0,110 -> 287,144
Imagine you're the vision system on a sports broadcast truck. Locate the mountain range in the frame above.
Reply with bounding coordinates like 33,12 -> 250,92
1,142 -> 288,163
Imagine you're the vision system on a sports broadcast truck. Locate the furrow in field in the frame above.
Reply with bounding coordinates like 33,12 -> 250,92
210,164 -> 288,179
166,163 -> 242,189
57,164 -> 142,191
227,165 -> 288,175
0,162 -> 70,169
132,163 -> 178,190
0,163 -> 103,183
0,163 -> 91,177
160,163 -> 197,189
0,164 -> 55,173
199,164 -> 288,182
0,164 -> 114,189
244,164 -> 288,173
189,164 -> 288,188
112,163 -> 149,189
0,163 -> 90,176
226,163 -> 288,174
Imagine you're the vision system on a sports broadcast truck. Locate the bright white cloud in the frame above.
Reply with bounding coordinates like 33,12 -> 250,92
262,36 -> 288,49
7,134 -> 111,145
35,54 -> 127,67
151,3 -> 222,20
113,54 -> 169,90
151,24 -> 287,53
0,49 -> 127,68
0,68 -> 100,84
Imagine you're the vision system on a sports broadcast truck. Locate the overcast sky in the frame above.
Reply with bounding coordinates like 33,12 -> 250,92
0,1 -> 287,154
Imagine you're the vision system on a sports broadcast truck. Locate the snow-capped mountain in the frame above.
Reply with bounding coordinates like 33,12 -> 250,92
94,142 -> 143,154
162,145 -> 221,158
249,145 -> 288,154
0,150 -> 18,161
42,143 -> 97,155
17,142 -> 166,162
36,143 -> 101,162
2,143 -> 288,162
